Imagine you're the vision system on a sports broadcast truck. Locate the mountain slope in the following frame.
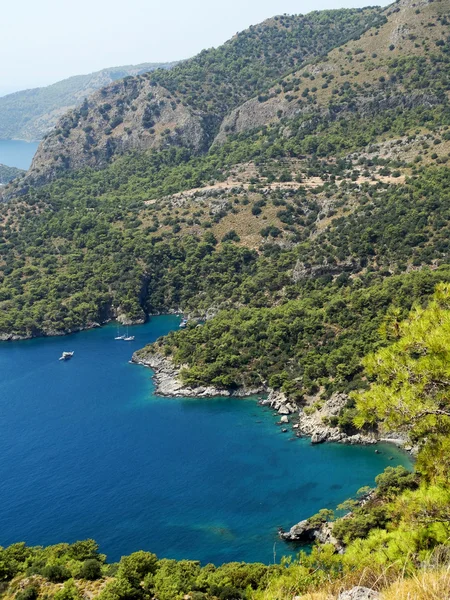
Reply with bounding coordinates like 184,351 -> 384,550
0,63 -> 176,142
24,8 -> 384,185
0,163 -> 24,184
216,0 -> 449,142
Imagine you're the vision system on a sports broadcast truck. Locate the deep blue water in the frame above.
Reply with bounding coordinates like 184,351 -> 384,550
0,139 -> 39,169
0,316 -> 411,565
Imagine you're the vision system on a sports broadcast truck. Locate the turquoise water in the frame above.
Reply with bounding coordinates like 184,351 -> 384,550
0,139 -> 39,169
0,316 -> 411,564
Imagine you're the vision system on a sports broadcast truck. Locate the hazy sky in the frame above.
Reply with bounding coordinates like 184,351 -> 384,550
1,0 -> 390,97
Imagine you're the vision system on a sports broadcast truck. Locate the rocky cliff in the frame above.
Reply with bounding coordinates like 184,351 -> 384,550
27,78 -> 208,186
0,62 -> 175,142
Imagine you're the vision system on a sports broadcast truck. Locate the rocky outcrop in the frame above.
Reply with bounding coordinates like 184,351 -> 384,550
25,79 -> 209,187
292,258 -> 358,282
259,389 -> 299,415
338,587 -> 380,600
279,519 -> 341,548
131,350 -> 263,398
297,392 -> 377,445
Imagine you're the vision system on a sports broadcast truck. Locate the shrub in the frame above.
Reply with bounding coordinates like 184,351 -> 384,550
42,564 -> 71,583
15,586 -> 39,600
79,559 -> 103,580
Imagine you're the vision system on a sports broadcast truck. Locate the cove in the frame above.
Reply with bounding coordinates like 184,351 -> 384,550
0,139 -> 39,170
0,316 -> 411,565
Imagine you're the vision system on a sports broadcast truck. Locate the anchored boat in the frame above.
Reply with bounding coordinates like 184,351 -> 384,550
59,351 -> 74,361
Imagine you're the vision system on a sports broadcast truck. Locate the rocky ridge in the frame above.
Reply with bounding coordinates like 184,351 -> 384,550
215,0 -> 446,144
0,62 -> 175,142
11,7 -> 385,189
26,79 -> 208,187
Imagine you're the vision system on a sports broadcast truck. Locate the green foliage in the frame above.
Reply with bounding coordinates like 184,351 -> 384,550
148,8 -> 383,121
145,268 -> 450,395
15,586 -> 39,600
78,559 -> 103,580
42,564 -> 71,583
53,580 -> 81,600
307,509 -> 334,527
117,551 -> 158,585
354,283 -> 450,440
333,505 -> 389,543
151,559 -> 201,600
375,466 -> 418,499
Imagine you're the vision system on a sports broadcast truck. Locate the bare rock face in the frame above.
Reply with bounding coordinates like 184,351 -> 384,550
298,393 -> 377,445
27,78 -> 208,186
214,95 -> 305,145
280,519 -> 342,551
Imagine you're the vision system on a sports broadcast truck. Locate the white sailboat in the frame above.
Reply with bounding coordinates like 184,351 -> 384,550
123,326 -> 135,341
115,324 -> 126,340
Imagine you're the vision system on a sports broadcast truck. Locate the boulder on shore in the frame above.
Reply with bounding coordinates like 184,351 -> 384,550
338,587 -> 380,600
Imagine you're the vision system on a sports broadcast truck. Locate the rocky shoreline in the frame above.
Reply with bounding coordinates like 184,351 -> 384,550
131,350 -> 410,451
0,312 -> 148,342
259,389 -> 380,445
0,322 -> 105,342
131,350 -> 263,398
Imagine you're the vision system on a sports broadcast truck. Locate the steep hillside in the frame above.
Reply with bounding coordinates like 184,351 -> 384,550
24,8 -> 384,185
0,63 -> 175,142
216,0 -> 450,141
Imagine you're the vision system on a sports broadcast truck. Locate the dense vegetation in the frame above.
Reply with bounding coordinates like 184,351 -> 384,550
3,2 -> 450,599
142,268 -> 450,399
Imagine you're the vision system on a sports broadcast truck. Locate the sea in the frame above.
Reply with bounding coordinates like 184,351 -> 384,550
0,316 -> 412,565
0,139 -> 39,170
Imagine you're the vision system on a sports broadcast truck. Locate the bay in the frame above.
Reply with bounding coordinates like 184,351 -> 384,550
0,316 -> 411,564
0,139 -> 39,170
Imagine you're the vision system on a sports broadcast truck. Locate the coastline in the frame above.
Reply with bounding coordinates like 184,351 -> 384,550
0,313 -> 148,342
131,349 -> 264,398
3,314 -> 411,452
131,349 -> 411,451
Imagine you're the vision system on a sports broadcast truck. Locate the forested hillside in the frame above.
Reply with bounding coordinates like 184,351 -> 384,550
0,62 -> 175,142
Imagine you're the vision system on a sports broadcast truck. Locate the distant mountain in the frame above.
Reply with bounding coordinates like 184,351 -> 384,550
0,63 -> 177,142
0,163 -> 24,184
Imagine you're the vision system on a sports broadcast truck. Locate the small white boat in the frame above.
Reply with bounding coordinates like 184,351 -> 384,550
115,325 -> 126,340
59,351 -> 74,361
179,318 -> 188,328
123,336 -> 135,341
